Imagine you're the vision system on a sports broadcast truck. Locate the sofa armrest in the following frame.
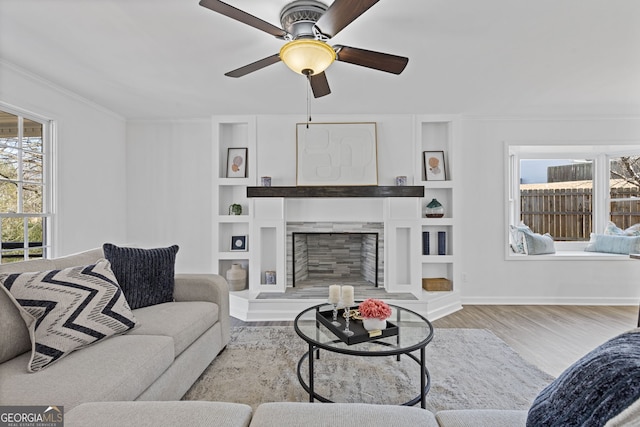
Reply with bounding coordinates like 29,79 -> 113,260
173,274 -> 230,346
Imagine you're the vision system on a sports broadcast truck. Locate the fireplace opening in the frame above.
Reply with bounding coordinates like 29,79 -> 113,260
292,232 -> 379,287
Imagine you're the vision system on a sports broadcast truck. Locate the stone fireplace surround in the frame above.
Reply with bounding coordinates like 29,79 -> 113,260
286,222 -> 384,288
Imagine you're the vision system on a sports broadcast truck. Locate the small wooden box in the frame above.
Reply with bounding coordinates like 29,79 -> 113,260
422,277 -> 453,291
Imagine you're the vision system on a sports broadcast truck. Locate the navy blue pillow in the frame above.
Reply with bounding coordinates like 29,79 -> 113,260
103,243 -> 179,309
527,329 -> 640,426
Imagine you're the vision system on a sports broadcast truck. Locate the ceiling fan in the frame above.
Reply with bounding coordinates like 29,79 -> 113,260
199,0 -> 409,98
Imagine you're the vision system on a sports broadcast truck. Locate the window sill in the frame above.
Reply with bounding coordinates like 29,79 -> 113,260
507,251 -> 634,261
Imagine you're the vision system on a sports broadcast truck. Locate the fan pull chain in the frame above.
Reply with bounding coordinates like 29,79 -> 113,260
306,74 -> 312,128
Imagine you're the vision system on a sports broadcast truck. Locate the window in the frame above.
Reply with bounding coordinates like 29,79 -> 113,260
0,108 -> 52,263
507,144 -> 640,253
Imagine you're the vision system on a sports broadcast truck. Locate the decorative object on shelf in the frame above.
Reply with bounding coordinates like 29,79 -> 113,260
341,285 -> 355,336
228,203 -> 242,215
395,176 -> 407,186
265,270 -> 276,285
423,151 -> 446,181
438,231 -> 446,255
328,284 -> 341,326
230,235 -> 247,251
425,198 -> 445,218
422,277 -> 453,292
358,298 -> 392,331
260,176 -> 272,187
422,231 -> 430,255
226,147 -> 248,178
296,122 -> 378,186
226,263 -> 247,291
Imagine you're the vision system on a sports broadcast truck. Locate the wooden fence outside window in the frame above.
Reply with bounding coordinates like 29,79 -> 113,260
521,187 -> 640,241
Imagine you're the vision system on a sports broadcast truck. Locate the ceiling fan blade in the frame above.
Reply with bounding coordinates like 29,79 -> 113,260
309,72 -> 331,98
315,0 -> 380,38
334,45 -> 408,74
199,0 -> 287,39
225,54 -> 282,78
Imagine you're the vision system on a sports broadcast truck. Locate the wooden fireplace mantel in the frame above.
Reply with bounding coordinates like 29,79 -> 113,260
246,186 -> 424,198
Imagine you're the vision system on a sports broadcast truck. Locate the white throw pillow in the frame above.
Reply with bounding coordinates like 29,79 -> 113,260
0,259 -> 136,372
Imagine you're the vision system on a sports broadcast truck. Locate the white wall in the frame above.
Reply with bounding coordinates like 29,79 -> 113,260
0,61 -> 128,256
458,116 -> 640,304
126,120 -> 213,273
125,113 -> 640,304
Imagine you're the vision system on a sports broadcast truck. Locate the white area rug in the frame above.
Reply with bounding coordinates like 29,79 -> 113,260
183,326 -> 554,412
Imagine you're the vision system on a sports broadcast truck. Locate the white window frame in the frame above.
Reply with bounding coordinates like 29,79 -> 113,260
0,104 -> 54,263
505,141 -> 640,260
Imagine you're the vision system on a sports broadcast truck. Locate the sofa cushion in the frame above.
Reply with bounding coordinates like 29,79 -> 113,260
51,248 -> 104,269
521,229 -> 556,255
129,301 -> 218,356
604,221 -> 640,236
0,259 -> 137,372
0,288 -> 31,364
65,401 -> 253,427
103,243 -> 179,309
527,329 -> 640,426
584,233 -> 640,255
250,402 -> 439,427
436,409 -> 527,427
509,223 -> 531,254
0,334 -> 174,410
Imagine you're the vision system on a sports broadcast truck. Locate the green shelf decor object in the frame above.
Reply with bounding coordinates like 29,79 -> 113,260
425,198 -> 444,218
229,203 -> 242,215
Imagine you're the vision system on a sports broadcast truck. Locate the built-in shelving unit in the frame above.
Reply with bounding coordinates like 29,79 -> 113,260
416,115 -> 459,297
214,114 -> 461,321
213,117 -> 256,290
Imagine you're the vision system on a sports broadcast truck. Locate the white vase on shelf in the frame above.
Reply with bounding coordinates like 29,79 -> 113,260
226,263 -> 247,291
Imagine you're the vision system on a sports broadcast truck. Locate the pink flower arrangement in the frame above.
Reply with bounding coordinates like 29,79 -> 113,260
358,298 -> 391,320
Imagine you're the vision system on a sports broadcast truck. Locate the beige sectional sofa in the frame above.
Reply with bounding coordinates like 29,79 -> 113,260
3,248 -> 638,427
0,248 -> 230,409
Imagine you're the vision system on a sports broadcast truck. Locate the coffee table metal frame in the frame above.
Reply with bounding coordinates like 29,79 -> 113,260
293,302 -> 434,408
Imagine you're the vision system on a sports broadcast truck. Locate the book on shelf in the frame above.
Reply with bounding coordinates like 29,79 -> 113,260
438,231 -> 446,255
422,231 -> 430,255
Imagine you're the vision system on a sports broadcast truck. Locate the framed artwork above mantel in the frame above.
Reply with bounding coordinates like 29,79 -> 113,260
296,122 -> 378,186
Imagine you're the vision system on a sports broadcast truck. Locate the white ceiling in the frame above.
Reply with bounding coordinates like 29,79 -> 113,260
1,0 -> 639,120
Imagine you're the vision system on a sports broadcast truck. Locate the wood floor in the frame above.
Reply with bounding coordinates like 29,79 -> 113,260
231,305 -> 639,377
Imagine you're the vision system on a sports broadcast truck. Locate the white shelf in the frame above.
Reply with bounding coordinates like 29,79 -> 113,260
218,178 -> 251,186
218,251 -> 250,260
421,180 -> 454,189
422,255 -> 454,263
218,215 -> 250,223
420,218 -> 454,226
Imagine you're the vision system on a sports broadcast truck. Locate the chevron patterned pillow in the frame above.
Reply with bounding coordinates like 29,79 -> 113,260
0,259 -> 137,372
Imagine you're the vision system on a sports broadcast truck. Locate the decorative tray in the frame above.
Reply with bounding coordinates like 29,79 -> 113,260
316,308 -> 399,345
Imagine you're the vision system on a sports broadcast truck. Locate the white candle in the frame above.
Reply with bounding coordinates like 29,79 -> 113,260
328,285 -> 341,304
341,285 -> 354,306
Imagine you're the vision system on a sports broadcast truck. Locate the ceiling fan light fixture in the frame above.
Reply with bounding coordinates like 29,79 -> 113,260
279,39 -> 336,76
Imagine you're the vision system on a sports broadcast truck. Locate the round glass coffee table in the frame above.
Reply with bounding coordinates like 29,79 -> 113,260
294,302 -> 434,408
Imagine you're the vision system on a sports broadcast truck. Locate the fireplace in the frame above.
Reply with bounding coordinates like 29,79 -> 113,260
287,222 -> 384,287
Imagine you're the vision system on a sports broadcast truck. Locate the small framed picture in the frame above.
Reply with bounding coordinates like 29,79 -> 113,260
227,148 -> 248,178
423,151 -> 446,181
230,235 -> 247,251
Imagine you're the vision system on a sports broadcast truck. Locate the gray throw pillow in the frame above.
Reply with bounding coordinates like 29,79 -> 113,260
103,243 -> 179,309
527,329 -> 640,426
